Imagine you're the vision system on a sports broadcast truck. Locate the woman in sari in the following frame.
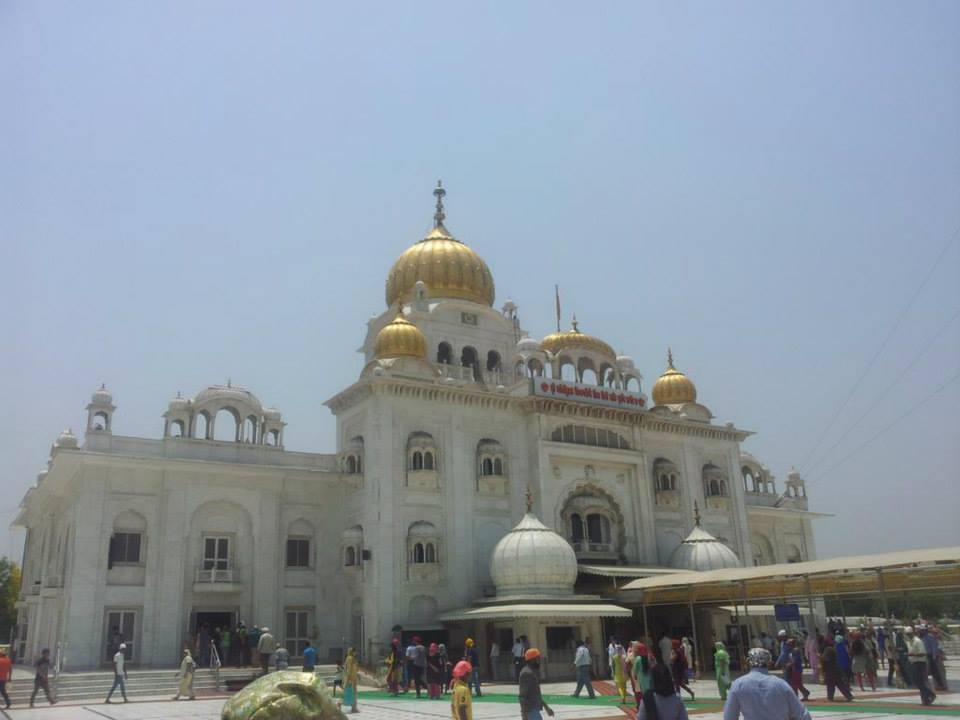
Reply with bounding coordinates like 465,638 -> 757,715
385,638 -> 402,696
714,641 -> 731,700
343,647 -> 359,714
670,638 -> 695,700
172,649 -> 196,700
612,641 -> 628,704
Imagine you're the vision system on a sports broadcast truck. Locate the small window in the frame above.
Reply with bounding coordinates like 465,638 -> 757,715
493,457 -> 503,475
481,458 -> 493,476
413,542 -> 425,563
344,546 -> 356,566
424,451 -> 434,471
346,456 -> 357,473
425,543 -> 436,563
571,514 -> 584,542
203,536 -> 229,570
109,532 -> 141,564
286,538 -> 310,568
412,451 -> 423,470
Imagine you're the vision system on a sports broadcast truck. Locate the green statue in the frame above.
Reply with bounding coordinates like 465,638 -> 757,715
221,671 -> 347,720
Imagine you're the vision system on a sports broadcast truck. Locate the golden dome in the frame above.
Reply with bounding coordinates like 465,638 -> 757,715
540,317 -> 616,360
652,349 -> 697,405
374,314 -> 427,360
384,183 -> 495,308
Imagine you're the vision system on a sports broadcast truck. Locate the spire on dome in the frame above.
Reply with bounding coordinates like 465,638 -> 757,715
571,314 -> 579,332
525,485 -> 534,513
693,500 -> 702,526
433,180 -> 447,231
668,347 -> 675,369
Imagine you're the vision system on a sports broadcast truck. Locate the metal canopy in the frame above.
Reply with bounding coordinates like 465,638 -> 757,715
620,546 -> 960,606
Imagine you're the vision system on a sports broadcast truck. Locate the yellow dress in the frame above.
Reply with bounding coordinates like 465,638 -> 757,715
450,680 -> 473,720
177,654 -> 196,698
613,652 -> 628,701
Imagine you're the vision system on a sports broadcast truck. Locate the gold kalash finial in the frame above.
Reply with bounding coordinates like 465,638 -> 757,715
433,180 -> 447,230
667,347 -> 675,369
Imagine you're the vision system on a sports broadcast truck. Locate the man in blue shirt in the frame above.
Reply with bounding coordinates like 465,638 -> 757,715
920,626 -> 947,691
724,648 -> 811,720
302,641 -> 317,673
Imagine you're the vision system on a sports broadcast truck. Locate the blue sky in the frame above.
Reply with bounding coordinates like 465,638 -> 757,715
2,1 -> 958,559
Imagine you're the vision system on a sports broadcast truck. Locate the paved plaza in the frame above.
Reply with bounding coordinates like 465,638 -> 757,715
1,674 -> 957,720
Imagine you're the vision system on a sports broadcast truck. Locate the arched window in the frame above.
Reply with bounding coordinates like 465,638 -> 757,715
344,546 -> 356,566
412,451 -> 423,470
425,543 -> 436,563
408,521 -> 440,566
527,358 -> 543,377
437,342 -> 453,365
213,408 -> 240,442
93,411 -> 109,431
194,412 -> 210,440
413,543 -> 425,563
243,416 -> 257,443
570,513 -> 584,542
423,451 -> 434,470
461,346 -> 479,381
346,456 -> 357,473
356,456 -> 362,473
719,479 -> 728,496
169,420 -> 185,438
481,458 -> 493,475
493,458 -> 503,475
586,514 -> 610,544
559,358 -> 577,381
486,350 -> 501,372
266,429 -> 279,446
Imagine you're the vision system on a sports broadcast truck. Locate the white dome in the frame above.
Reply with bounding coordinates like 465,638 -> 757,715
616,355 -> 635,369
91,384 -> 113,405
263,407 -> 282,420
669,523 -> 741,572
55,428 -> 78,449
168,393 -> 189,411
516,337 -> 541,353
490,513 -> 578,596
194,384 -> 263,411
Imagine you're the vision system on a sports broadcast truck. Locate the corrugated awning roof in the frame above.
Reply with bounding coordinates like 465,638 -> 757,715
620,546 -> 960,605
578,564 -> 683,578
438,602 -> 633,622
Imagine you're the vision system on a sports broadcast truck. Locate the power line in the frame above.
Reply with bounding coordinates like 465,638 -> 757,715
805,306 -> 960,476
808,365 -> 960,484
798,225 -> 960,473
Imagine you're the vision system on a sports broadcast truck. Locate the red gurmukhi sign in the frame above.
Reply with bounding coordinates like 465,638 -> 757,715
532,379 -> 646,410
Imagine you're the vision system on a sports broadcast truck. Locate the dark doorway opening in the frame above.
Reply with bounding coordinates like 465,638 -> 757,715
196,611 -> 233,634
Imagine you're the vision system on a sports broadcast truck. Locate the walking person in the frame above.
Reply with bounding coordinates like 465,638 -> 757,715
343,647 -> 359,714
236,622 -> 250,667
465,638 -> 482,697
722,648 -> 811,720
385,639 -> 402,695
512,635 -> 525,682
438,643 -> 452,693
921,626 -> 948,691
172,649 -> 197,700
29,648 -> 56,707
248,625 -> 261,670
789,639 -> 811,700
835,634 -> 852,684
0,649 -> 11,708
104,643 -> 129,704
489,640 -> 500,682
571,640 -> 595,698
714,641 -> 732,701
850,631 -> 874,691
612,641 -> 628,704
671,638 -> 695,700
886,628 -> 903,688
426,643 -> 443,699
519,648 -> 554,720
274,644 -> 290,671
905,626 -> 936,705
804,630 -> 820,684
638,663 -> 690,720
303,641 -> 317,673
411,636 -> 427,698
631,643 -> 653,711
221,625 -> 232,667
451,660 -> 474,720
257,627 -> 276,675
820,637 -> 854,702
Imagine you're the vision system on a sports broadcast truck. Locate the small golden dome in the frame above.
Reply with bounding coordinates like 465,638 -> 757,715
540,317 -> 616,360
384,182 -> 495,308
374,314 -> 427,360
652,349 -> 697,405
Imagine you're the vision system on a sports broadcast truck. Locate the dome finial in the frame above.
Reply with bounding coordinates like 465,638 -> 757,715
571,314 -> 579,332
667,347 -> 675,369
693,500 -> 702,526
525,485 -> 534,513
433,180 -> 446,230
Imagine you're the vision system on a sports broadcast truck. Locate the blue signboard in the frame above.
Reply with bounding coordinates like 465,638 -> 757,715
774,603 -> 801,622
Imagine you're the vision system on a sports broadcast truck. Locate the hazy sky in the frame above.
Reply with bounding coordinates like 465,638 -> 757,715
3,2 -> 959,561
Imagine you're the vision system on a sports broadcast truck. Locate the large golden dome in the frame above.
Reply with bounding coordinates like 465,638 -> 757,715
540,318 -> 616,360
374,314 -> 427,360
651,349 -> 697,405
384,183 -> 495,308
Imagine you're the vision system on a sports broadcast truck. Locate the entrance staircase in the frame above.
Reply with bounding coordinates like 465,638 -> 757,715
6,665 -> 339,706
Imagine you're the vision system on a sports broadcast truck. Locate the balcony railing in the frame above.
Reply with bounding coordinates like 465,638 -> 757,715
433,363 -> 523,387
572,540 -> 614,553
195,567 -> 236,583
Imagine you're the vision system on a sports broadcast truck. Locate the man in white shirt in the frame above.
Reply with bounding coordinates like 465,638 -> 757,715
571,641 -> 595,699
607,637 -> 617,679
512,637 -> 525,682
905,627 -> 936,705
105,643 -> 129,703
